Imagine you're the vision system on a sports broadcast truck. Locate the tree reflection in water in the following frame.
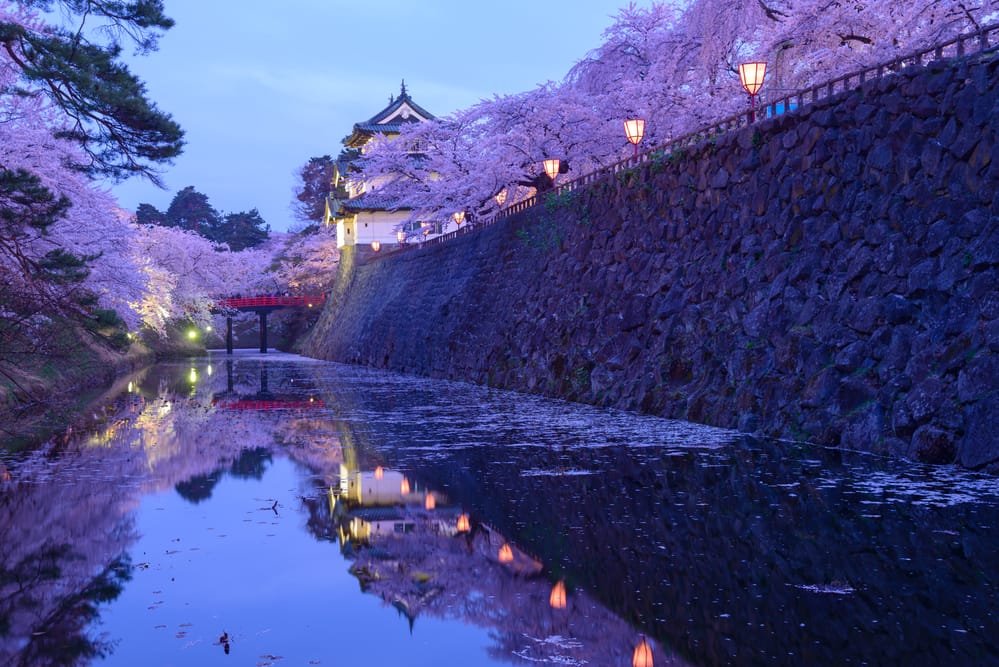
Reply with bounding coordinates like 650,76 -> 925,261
0,353 -> 997,666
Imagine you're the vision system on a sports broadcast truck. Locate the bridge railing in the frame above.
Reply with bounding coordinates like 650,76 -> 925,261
217,295 -> 327,309
358,21 -> 999,263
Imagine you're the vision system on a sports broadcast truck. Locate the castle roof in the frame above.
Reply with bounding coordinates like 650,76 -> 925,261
343,80 -> 435,148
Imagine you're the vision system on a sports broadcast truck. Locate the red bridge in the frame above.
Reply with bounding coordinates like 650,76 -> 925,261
217,294 -> 327,354
218,295 -> 326,310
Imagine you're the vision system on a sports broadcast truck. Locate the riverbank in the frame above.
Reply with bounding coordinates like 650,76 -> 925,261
1,329 -> 162,449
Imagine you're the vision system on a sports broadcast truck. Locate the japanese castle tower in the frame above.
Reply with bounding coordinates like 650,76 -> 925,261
326,81 -> 436,250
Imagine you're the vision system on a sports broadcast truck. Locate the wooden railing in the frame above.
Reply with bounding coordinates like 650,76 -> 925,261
370,21 -> 999,261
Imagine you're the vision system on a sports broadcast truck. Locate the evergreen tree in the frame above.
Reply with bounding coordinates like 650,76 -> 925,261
0,1 -> 184,183
164,186 -> 221,239
134,202 -> 164,226
292,155 -> 336,223
220,209 -> 270,251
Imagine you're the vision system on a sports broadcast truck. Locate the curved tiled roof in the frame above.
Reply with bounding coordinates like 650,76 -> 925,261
343,81 -> 436,148
339,192 -> 408,212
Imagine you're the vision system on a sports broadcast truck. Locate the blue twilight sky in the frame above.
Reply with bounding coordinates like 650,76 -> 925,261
110,1 -> 644,232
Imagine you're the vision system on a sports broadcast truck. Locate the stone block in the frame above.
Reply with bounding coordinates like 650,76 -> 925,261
904,377 -> 946,423
909,424 -> 957,464
958,394 -> 999,468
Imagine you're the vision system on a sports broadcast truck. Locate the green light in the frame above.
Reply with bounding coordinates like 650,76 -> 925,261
187,330 -> 197,340
189,368 -> 197,383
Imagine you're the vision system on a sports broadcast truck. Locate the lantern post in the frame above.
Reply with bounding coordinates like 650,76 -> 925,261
624,119 -> 646,157
543,158 -> 561,185
739,61 -> 767,122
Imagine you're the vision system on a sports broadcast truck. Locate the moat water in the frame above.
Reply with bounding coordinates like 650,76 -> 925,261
1,352 -> 998,666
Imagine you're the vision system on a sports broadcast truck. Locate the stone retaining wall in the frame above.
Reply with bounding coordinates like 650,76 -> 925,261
301,52 -> 999,471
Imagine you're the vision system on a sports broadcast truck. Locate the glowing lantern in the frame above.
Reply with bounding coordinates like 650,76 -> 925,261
633,637 -> 654,667
624,119 -> 646,157
495,189 -> 507,206
543,158 -> 560,183
374,466 -> 384,480
456,513 -> 470,532
396,230 -> 406,243
453,210 -> 465,226
400,477 -> 410,495
371,239 -> 381,252
498,543 -> 514,563
424,493 -> 436,510
549,580 -> 567,609
738,62 -> 767,122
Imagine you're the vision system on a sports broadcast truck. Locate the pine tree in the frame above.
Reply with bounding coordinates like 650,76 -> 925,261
0,1 -> 184,183
164,186 -> 221,239
292,155 -> 336,223
220,209 -> 270,251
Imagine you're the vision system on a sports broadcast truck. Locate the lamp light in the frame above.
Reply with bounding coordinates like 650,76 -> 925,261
371,239 -> 381,252
396,230 -> 406,243
543,158 -> 560,183
624,119 -> 646,157
453,210 -> 465,226
738,62 -> 767,122
400,477 -> 410,495
495,189 -> 507,206
424,493 -> 436,510
498,543 -> 514,563
374,465 -> 384,480
550,580 -> 567,609
456,513 -> 470,532
633,636 -> 654,667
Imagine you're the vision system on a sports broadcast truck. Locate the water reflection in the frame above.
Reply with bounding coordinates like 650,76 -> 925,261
1,352 -> 997,666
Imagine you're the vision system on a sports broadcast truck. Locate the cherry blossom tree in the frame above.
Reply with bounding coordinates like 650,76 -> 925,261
269,224 -> 340,293
129,223 -> 274,334
1,89 -> 147,367
357,0 -> 998,229
1,0 -> 183,391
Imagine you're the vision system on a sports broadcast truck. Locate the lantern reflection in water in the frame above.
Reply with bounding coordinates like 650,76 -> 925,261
374,465 -> 384,480
424,493 -> 436,510
498,543 -> 513,563
549,580 -> 567,609
400,477 -> 410,495
456,513 -> 470,533
633,636 -> 654,667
